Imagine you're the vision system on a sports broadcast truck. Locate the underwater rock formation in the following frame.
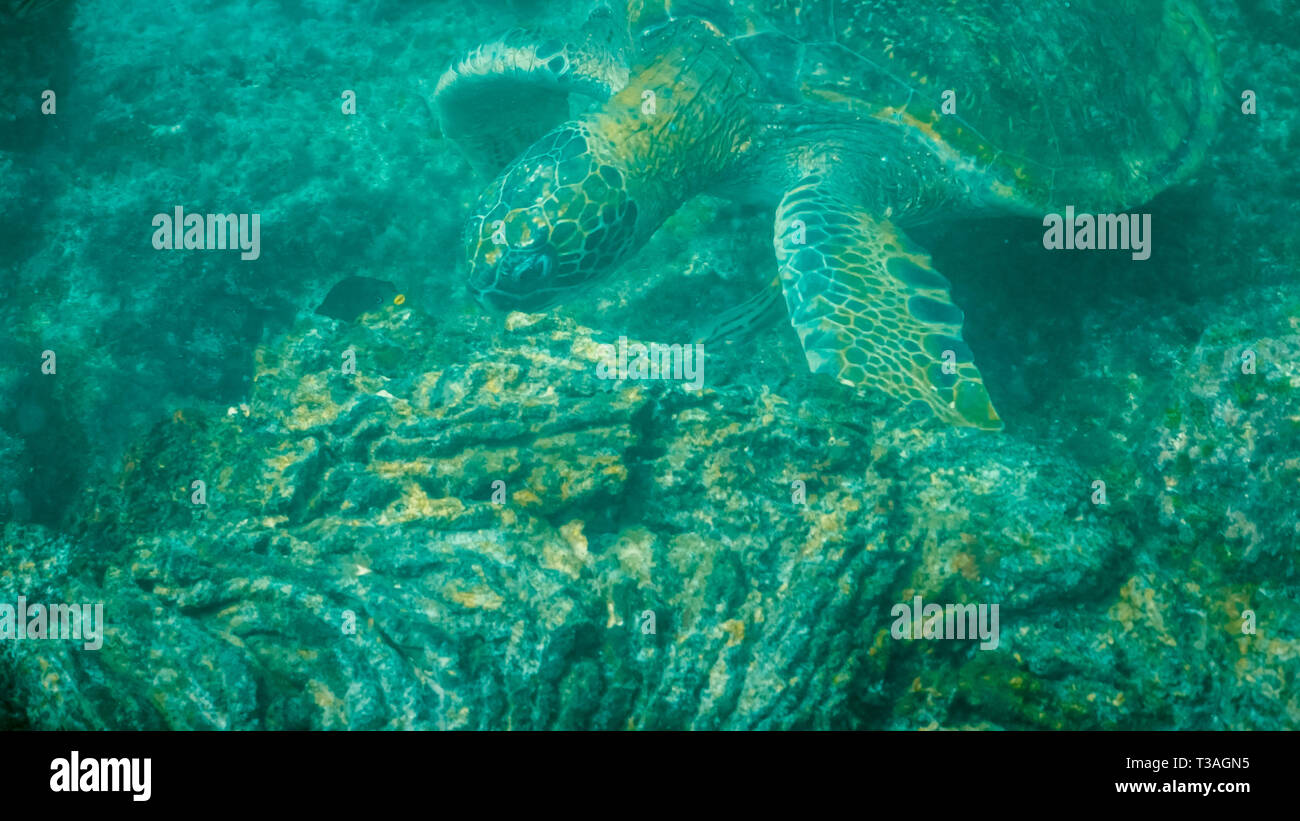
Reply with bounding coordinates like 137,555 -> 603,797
3,288 -> 1295,729
2,0 -> 1297,732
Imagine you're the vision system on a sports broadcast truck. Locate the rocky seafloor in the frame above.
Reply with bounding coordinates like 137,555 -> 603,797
1,0 -> 1298,728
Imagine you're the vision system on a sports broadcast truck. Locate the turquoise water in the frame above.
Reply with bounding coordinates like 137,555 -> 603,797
0,0 -> 1297,729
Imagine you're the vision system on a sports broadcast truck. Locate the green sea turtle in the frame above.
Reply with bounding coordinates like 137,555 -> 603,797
435,0 -> 1221,429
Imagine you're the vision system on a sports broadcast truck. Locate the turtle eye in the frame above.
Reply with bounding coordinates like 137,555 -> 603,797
477,245 -> 559,297
505,246 -> 555,287
467,244 -> 561,310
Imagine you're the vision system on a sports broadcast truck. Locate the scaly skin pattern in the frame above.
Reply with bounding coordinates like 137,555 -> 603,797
786,0 -> 1223,212
465,18 -> 756,310
452,0 -> 1222,427
774,174 -> 1002,429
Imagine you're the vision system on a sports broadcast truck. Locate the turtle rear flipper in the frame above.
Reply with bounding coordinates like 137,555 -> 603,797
774,177 -> 1002,430
435,23 -> 629,176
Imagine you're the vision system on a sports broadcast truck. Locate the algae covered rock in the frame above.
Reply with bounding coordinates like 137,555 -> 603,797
0,301 -> 1149,729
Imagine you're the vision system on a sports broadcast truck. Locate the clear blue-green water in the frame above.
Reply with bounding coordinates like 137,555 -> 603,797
0,0 -> 1296,730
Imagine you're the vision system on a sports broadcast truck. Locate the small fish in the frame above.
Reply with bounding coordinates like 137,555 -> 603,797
315,276 -> 398,322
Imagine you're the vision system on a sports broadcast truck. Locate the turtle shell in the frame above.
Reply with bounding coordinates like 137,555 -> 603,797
629,0 -> 1223,212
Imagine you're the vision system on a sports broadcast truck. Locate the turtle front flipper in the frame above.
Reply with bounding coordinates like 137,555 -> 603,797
435,18 -> 630,176
774,177 -> 1002,430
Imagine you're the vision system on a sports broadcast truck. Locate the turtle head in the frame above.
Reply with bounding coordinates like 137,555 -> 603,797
460,19 -> 755,312
465,124 -> 640,312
